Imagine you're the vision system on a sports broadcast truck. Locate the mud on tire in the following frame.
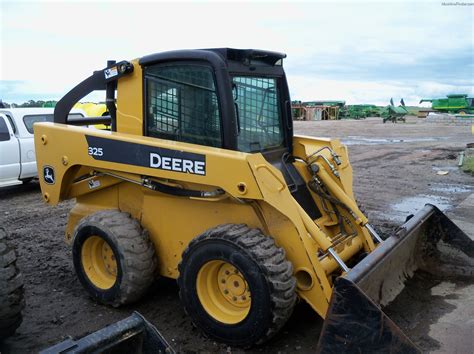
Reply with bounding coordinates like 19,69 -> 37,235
0,228 -> 25,339
178,224 -> 297,347
72,210 -> 157,307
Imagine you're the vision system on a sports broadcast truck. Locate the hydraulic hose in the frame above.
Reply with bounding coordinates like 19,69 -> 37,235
95,170 -> 224,199
143,178 -> 224,198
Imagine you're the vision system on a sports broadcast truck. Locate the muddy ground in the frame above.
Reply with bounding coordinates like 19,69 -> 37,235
1,116 -> 473,353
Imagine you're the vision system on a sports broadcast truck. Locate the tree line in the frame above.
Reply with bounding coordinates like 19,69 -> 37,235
0,100 -> 57,108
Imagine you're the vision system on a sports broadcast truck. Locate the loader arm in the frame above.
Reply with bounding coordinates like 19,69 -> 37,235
34,123 -> 263,204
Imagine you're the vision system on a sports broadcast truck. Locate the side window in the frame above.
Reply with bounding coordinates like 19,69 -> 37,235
22,113 -> 82,134
23,114 -> 54,134
0,117 -> 10,141
233,77 -> 283,152
145,64 -> 222,148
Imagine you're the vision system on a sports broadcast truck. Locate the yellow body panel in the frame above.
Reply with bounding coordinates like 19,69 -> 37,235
116,59 -> 143,135
140,190 -> 264,278
34,124 -> 263,205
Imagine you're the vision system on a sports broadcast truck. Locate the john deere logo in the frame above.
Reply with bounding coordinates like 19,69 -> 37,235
43,166 -> 55,185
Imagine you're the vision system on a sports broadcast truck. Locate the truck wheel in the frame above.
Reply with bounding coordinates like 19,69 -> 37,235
178,224 -> 296,347
72,210 -> 157,307
0,228 -> 25,339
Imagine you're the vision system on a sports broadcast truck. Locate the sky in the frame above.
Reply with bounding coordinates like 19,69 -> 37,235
1,0 -> 473,106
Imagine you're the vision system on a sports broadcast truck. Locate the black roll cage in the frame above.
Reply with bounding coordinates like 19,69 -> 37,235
53,60 -> 133,127
53,48 -> 293,153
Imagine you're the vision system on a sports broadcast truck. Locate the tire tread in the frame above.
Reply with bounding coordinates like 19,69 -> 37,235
178,223 -> 296,346
74,210 -> 157,307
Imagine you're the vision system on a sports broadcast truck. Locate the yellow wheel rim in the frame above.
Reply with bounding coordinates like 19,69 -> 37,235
81,236 -> 117,290
196,260 -> 251,324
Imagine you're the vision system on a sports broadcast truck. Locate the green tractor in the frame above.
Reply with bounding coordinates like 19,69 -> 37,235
382,98 -> 408,123
340,104 -> 379,119
419,94 -> 474,114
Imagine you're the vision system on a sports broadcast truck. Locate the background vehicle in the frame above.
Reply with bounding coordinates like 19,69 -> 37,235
420,94 -> 474,114
0,108 -> 86,187
73,102 -> 110,129
382,98 -> 408,123
34,49 -> 473,351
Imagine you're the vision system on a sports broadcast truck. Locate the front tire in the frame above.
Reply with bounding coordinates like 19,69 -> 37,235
72,210 -> 156,307
178,224 -> 296,347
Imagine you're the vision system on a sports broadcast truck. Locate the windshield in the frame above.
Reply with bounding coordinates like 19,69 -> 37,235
232,76 -> 284,152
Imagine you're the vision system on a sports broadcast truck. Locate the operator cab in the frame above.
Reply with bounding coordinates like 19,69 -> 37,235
140,48 -> 293,156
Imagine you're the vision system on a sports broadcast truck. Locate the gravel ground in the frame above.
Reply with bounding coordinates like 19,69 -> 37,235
1,116 -> 473,353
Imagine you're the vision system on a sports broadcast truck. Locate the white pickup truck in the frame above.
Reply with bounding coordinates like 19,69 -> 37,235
0,108 -> 86,187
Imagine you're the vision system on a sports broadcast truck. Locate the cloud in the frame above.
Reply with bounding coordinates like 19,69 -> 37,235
0,80 -> 61,103
288,75 -> 474,106
287,48 -> 473,85
1,1 -> 472,104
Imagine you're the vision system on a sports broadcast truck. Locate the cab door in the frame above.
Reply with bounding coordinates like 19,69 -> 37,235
0,114 -> 21,187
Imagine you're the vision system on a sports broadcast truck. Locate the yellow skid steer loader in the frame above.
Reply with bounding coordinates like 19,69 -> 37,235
34,49 -> 474,352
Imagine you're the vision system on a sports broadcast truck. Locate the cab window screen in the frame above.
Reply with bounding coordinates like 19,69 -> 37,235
233,77 -> 283,152
146,65 -> 222,148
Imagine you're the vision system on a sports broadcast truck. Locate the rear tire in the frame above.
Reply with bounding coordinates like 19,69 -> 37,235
178,224 -> 296,347
0,228 -> 25,339
72,210 -> 157,307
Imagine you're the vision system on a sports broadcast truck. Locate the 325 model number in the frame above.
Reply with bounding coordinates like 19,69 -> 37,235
88,147 -> 104,156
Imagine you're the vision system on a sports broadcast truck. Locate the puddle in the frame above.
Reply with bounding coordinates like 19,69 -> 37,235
390,194 -> 452,221
430,183 -> 472,193
342,136 -> 448,146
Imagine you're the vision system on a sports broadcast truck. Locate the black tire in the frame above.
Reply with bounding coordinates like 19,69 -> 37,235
178,224 -> 296,347
0,228 -> 25,339
72,210 -> 157,307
